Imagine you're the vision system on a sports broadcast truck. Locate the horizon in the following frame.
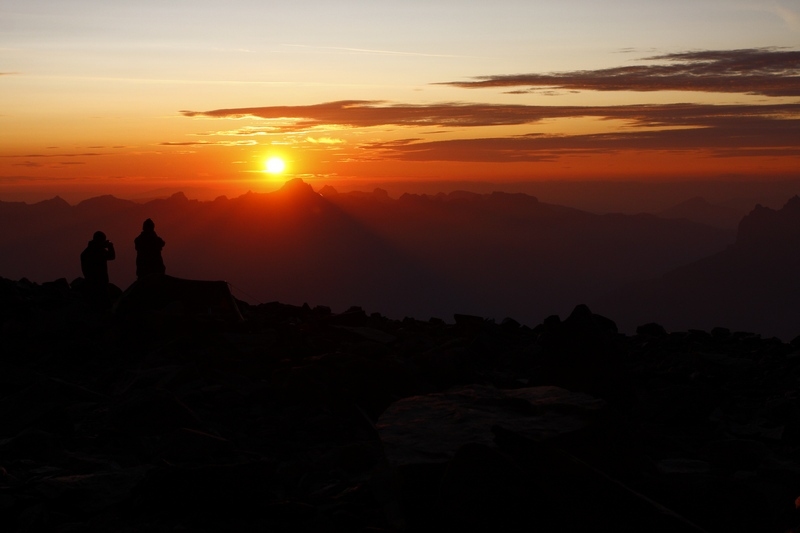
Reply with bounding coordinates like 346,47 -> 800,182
2,1 -> 799,204
3,177 -> 800,339
6,176 -> 800,219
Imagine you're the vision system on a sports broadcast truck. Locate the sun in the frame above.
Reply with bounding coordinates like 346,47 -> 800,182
265,156 -> 286,174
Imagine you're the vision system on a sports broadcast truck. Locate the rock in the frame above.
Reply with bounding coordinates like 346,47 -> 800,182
705,439 -> 768,473
533,305 -> 627,400
638,322 -> 668,337
453,313 -> 485,329
656,459 -> 712,475
438,443 -> 531,531
106,389 -> 206,436
155,428 -> 236,463
377,384 -> 604,467
2,270 -> 800,530
0,428 -> 64,462
333,326 -> 397,344
132,460 -> 278,520
34,466 -> 151,516
327,306 -> 369,327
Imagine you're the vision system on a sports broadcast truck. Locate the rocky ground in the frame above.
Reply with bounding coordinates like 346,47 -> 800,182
1,276 -> 800,532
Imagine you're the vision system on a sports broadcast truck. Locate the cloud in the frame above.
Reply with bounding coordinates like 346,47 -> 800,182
439,48 -> 800,97
181,100 -> 568,129
181,100 -> 800,132
0,175 -> 76,183
159,141 -> 213,146
306,137 -> 346,144
159,140 -> 257,146
200,127 -> 275,137
179,99 -> 800,161
356,111 -> 800,162
1,152 -> 104,158
219,140 -> 258,146
759,2 -> 800,32
281,44 -> 463,58
12,159 -> 89,168
179,52 -> 799,167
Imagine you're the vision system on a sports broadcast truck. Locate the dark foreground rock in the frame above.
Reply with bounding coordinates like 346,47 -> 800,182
1,277 -> 800,532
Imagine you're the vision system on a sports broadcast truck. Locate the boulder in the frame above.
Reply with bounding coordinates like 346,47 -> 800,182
377,384 -> 604,467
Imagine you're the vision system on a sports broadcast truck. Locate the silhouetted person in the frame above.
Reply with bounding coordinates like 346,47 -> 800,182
80,230 -> 115,309
135,218 -> 166,279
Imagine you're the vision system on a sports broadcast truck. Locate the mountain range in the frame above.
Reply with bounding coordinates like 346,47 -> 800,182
3,178 -> 797,338
596,196 -> 800,339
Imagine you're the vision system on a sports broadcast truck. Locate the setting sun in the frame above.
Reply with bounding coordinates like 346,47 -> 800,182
265,157 -> 286,174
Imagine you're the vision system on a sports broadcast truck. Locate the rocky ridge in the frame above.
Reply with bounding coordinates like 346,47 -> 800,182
1,277 -> 800,532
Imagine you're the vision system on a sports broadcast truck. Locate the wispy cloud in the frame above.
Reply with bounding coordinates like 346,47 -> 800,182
181,100 -> 800,131
1,152 -> 105,158
753,2 -> 800,32
281,44 -> 464,58
183,100 -> 554,129
358,118 -> 800,162
159,140 -> 258,147
439,48 -> 800,97
197,127 -> 276,137
306,137 -> 346,144
12,159 -> 90,168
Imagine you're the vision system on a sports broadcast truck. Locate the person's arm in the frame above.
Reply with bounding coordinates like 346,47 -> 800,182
106,242 -> 116,261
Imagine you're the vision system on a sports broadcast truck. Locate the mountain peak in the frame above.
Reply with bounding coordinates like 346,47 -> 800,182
280,178 -> 314,195
168,191 -> 188,201
77,194 -> 125,207
736,195 -> 800,248
784,195 -> 800,211
319,185 -> 338,196
36,196 -> 71,209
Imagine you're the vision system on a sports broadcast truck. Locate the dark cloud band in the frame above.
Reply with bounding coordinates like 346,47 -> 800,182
439,48 -> 800,97
181,101 -> 800,130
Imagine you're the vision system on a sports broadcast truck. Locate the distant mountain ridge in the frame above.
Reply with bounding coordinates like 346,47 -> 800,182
596,196 -> 800,339
1,179 -> 736,328
656,196 -> 746,230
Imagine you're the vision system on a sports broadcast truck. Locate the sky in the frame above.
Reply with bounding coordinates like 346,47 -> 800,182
1,0 -> 799,202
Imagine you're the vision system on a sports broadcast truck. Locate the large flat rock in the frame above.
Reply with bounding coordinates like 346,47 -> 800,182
377,384 -> 605,466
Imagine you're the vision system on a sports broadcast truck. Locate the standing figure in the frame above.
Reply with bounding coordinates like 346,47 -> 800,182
80,231 -> 115,308
135,218 -> 166,279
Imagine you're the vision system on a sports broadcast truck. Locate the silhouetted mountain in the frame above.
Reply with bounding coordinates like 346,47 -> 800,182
76,194 -> 137,213
321,186 -> 734,322
597,196 -> 800,339
656,196 -> 746,230
0,179 -> 735,325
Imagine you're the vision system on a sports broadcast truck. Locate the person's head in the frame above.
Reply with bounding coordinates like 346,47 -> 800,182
143,218 -> 155,231
92,231 -> 107,243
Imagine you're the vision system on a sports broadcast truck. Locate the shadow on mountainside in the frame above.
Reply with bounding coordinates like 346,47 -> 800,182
595,196 -> 800,340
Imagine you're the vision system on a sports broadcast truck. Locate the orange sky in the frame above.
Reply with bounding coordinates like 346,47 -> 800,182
1,1 -> 799,202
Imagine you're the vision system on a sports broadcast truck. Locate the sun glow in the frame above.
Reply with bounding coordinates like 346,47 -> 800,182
265,157 -> 286,174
